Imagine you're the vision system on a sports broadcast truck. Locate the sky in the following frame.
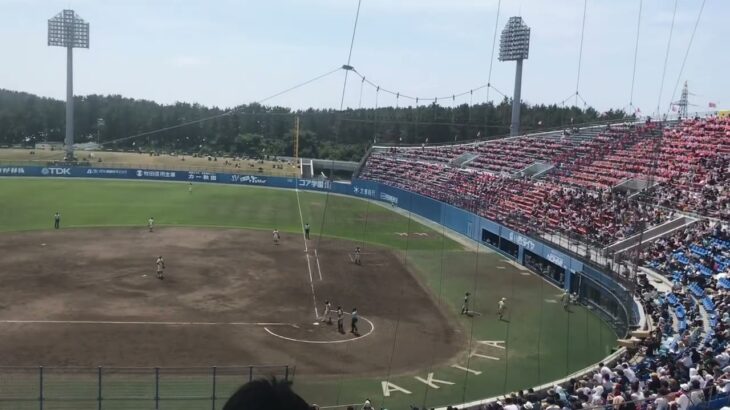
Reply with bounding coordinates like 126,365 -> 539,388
0,0 -> 727,115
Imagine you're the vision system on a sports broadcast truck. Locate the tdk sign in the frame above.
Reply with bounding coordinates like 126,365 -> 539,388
41,167 -> 72,176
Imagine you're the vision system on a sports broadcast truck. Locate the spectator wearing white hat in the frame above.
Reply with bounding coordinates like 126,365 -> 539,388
674,384 -> 691,410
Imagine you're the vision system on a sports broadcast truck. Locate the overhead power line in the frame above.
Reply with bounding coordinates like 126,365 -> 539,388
339,0 -> 363,110
656,0 -> 678,117
102,66 -> 343,146
628,0 -> 643,110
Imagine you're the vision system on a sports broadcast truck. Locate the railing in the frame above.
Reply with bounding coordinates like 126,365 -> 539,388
0,365 -> 292,410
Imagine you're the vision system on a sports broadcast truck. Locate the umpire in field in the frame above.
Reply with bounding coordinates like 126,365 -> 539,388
53,212 -> 61,229
304,223 -> 310,240
336,306 -> 344,333
350,308 -> 359,335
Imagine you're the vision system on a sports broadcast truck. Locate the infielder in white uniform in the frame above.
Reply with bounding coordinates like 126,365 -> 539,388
498,297 -> 507,320
155,256 -> 165,280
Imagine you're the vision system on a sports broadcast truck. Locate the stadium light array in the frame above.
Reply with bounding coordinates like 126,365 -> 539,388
499,17 -> 530,136
498,17 -> 530,62
48,10 -> 90,160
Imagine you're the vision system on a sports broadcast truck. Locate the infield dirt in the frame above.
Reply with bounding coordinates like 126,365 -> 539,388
0,227 -> 466,377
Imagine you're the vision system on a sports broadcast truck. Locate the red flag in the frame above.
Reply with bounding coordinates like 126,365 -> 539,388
709,102 -> 717,108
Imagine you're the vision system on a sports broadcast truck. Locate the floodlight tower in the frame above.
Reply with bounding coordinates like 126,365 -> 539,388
498,17 -> 530,137
48,10 -> 89,160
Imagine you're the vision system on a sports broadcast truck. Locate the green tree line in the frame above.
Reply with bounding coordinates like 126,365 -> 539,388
0,89 -> 627,161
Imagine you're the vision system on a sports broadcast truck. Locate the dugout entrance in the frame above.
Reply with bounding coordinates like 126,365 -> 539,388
523,249 -> 565,286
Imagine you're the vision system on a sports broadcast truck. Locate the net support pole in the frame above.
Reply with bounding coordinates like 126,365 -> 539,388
155,367 -> 160,409
39,366 -> 44,410
211,366 -> 217,410
97,366 -> 102,410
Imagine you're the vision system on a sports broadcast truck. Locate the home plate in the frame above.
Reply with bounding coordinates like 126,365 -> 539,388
545,299 -> 558,303
312,322 -> 320,326
519,272 -> 531,276
496,266 -> 506,270
41,243 -> 46,247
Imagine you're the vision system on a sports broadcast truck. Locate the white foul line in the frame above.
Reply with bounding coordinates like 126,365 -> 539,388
0,319 -> 295,327
314,249 -> 323,281
294,186 -> 308,252
305,253 -> 320,318
295,185 -> 319,319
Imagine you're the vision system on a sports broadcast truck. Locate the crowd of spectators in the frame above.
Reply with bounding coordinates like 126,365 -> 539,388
642,221 -> 729,292
648,155 -> 729,220
524,184 -> 670,246
556,117 -> 729,220
360,160 -> 671,248
359,117 -> 728,252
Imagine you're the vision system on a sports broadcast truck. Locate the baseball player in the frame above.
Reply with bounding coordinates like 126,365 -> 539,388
53,212 -> 61,229
148,217 -> 155,232
497,297 -> 507,320
461,292 -> 471,315
304,223 -> 311,240
273,229 -> 280,245
155,256 -> 166,280
354,246 -> 361,265
336,306 -> 344,333
320,300 -> 332,324
350,308 -> 359,335
188,182 -> 193,193
560,291 -> 570,310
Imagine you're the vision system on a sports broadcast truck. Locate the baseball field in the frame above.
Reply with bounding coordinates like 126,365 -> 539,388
0,178 -> 617,409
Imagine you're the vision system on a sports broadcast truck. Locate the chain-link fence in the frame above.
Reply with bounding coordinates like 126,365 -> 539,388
0,365 -> 292,410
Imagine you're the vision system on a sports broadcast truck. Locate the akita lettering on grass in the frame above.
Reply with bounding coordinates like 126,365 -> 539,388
381,381 -> 411,397
414,372 -> 455,389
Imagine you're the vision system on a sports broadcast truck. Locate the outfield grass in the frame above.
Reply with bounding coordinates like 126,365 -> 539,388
0,178 -> 617,409
0,178 -> 459,251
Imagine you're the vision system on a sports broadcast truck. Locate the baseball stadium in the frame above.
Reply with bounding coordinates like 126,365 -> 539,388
0,1 -> 728,410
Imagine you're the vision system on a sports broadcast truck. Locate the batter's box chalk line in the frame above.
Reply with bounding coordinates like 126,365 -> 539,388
264,313 -> 375,344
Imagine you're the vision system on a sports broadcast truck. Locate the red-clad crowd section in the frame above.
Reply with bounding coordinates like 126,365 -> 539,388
359,117 -> 729,246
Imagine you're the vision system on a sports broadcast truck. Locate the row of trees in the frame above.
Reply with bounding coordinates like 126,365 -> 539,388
0,89 -> 628,161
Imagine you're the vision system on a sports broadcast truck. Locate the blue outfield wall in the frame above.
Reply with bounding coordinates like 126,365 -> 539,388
1,165 -> 626,299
